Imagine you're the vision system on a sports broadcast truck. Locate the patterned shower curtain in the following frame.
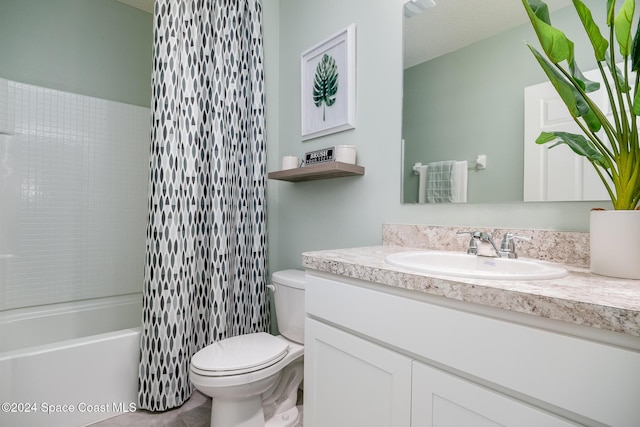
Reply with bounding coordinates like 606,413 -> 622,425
138,0 -> 269,411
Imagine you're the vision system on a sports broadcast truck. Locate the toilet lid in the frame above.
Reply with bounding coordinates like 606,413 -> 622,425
191,332 -> 289,376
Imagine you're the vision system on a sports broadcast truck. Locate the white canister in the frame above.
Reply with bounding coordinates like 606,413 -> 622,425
335,145 -> 356,164
590,209 -> 640,279
281,155 -> 299,170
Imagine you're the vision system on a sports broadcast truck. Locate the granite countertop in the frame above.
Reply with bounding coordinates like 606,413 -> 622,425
302,245 -> 640,337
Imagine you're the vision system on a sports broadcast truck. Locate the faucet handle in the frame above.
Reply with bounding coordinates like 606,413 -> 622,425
501,232 -> 532,245
457,230 -> 480,255
499,233 -> 532,258
457,230 -> 483,238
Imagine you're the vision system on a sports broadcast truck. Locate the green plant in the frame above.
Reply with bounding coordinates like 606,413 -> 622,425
522,0 -> 640,209
313,54 -> 339,121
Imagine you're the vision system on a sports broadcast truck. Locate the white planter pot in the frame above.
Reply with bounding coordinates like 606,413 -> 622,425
590,210 -> 640,280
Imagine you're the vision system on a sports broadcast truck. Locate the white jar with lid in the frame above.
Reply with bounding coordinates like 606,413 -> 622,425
334,145 -> 356,164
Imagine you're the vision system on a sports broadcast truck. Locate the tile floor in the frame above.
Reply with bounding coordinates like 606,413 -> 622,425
89,391 -> 211,427
89,390 -> 303,427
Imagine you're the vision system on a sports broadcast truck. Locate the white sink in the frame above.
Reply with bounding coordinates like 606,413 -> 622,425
385,251 -> 568,280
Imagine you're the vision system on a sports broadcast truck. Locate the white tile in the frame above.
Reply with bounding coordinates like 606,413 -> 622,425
1,80 -> 150,310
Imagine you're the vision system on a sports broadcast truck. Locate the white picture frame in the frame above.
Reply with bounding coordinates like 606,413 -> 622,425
301,24 -> 356,141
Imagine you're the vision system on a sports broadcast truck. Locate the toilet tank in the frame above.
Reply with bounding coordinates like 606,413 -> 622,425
271,269 -> 306,344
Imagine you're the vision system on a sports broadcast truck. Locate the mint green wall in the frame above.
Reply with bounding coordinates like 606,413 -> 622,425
265,0 -> 602,272
265,0 -> 404,270
402,0 -> 604,204
0,0 -> 601,275
0,0 -> 152,107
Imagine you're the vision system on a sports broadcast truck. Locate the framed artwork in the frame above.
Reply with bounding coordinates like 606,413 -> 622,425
301,24 -> 356,141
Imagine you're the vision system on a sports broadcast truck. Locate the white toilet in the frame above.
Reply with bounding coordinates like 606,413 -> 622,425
189,269 -> 306,427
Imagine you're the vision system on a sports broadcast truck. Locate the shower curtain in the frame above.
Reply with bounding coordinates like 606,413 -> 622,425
138,0 -> 269,411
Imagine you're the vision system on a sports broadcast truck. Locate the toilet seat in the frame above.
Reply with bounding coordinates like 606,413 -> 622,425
191,332 -> 289,377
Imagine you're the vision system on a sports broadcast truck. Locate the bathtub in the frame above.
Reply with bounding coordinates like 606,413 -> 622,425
0,294 -> 142,427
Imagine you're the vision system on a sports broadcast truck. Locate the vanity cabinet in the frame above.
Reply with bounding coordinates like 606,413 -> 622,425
304,318 -> 412,427
303,271 -> 640,427
412,361 -> 574,426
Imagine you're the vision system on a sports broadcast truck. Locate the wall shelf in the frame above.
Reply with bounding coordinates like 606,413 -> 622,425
268,162 -> 365,182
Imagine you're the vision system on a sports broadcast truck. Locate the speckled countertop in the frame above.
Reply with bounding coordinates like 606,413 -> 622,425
301,225 -> 640,337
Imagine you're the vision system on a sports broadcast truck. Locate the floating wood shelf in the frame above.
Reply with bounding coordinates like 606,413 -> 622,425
268,161 -> 365,182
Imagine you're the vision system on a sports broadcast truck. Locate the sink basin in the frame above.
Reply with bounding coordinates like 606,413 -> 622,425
385,251 -> 568,280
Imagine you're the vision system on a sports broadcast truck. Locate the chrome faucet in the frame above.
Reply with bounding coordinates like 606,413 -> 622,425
457,230 -> 499,256
457,231 -> 480,255
498,232 -> 532,259
457,230 -> 531,258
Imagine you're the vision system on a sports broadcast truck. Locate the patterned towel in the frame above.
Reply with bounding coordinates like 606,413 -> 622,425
426,160 -> 457,203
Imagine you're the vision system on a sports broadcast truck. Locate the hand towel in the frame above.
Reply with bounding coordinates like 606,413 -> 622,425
417,164 -> 429,203
426,160 -> 468,203
452,160 -> 468,203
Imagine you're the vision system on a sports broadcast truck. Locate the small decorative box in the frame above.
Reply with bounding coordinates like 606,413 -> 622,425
303,147 -> 335,166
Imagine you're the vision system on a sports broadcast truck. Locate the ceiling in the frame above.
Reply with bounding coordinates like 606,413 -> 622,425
116,0 -> 573,70
403,0 -> 572,68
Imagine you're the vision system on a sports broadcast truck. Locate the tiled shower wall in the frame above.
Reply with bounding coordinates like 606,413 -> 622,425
0,78 -> 150,311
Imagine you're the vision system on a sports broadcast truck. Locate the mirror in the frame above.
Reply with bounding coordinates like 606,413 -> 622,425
400,0 -> 608,204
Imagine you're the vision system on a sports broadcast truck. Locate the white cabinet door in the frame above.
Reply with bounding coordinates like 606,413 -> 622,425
304,318 -> 412,427
412,361 -> 577,427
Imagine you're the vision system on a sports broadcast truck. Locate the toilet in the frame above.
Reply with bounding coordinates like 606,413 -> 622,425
189,269 -> 306,427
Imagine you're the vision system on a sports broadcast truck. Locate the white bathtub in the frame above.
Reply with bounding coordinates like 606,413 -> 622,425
0,294 -> 142,427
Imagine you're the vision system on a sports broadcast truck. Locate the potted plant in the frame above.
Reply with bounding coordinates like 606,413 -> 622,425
521,0 -> 640,279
